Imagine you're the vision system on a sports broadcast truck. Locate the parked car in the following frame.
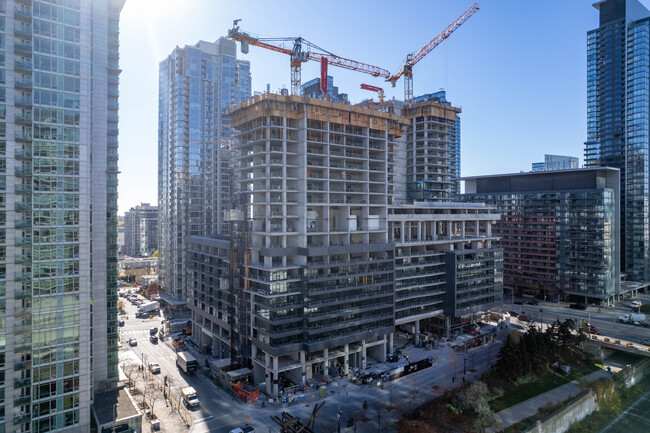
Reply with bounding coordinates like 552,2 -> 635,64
586,325 -> 600,335
119,319 -> 125,327
570,303 -> 586,310
640,337 -> 650,345
150,327 -> 158,335
149,335 -> 158,344
128,337 -> 137,346
508,311 -> 519,317
527,299 -> 539,306
148,362 -> 161,374
513,300 -> 524,305
517,315 -> 531,322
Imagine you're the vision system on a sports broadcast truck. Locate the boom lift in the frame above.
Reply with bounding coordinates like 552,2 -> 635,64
229,20 -> 390,96
387,2 -> 479,101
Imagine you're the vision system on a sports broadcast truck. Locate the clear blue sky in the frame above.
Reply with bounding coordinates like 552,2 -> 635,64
118,0 -> 633,214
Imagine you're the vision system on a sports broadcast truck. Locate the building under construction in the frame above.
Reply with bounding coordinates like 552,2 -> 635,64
188,92 -> 503,396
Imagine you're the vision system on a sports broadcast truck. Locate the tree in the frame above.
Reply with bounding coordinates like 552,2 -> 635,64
121,361 -> 139,391
145,380 -> 163,417
457,381 -> 501,432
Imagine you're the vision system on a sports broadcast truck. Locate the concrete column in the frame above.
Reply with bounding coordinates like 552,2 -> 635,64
323,348 -> 329,379
380,340 -> 387,362
432,221 -> 437,241
272,356 -> 279,396
300,350 -> 306,385
400,221 -> 405,243
388,332 -> 394,355
461,220 -> 465,239
417,221 -> 422,241
487,221 -> 492,237
447,221 -> 452,239
475,220 -> 480,238
361,340 -> 367,370
344,344 -> 349,374
415,320 -> 420,342
265,353 -> 271,395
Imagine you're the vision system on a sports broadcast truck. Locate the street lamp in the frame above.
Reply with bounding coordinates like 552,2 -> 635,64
539,308 -> 543,329
334,379 -> 342,433
112,403 -> 119,433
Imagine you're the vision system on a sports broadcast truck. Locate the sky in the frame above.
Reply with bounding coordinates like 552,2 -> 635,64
117,0 -> 633,214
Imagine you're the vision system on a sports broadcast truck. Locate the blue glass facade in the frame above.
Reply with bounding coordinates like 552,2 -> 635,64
585,0 -> 650,282
158,38 -> 250,300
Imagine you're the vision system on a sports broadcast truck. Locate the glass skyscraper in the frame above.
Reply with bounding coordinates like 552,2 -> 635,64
585,0 -> 650,283
0,0 -> 124,431
158,38 -> 250,301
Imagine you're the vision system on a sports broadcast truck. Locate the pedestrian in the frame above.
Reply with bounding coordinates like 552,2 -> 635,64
452,376 -> 455,383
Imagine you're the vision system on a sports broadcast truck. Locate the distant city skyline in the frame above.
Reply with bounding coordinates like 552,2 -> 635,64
117,0 -> 645,213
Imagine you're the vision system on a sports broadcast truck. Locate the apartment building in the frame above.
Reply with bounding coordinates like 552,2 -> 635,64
0,0 -> 125,431
158,37 -> 251,301
531,154 -> 579,172
123,202 -> 158,257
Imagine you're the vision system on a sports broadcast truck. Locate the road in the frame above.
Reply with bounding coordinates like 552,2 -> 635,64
502,292 -> 650,349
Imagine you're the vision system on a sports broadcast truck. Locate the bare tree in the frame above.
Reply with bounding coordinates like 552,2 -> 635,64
121,361 -> 139,391
374,402 -> 386,432
145,381 -> 162,417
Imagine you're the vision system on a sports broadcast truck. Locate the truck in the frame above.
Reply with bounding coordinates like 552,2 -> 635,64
136,301 -> 159,316
176,351 -> 198,374
618,313 -> 647,325
181,387 -> 199,407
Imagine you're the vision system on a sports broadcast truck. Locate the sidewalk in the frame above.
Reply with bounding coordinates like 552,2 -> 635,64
495,368 -> 612,430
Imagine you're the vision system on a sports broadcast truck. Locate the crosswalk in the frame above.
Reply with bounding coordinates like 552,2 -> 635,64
119,329 -> 149,336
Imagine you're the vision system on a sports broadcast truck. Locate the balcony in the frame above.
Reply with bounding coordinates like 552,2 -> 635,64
14,377 -> 31,388
14,42 -> 32,54
14,272 -> 32,282
15,290 -> 32,300
15,113 -> 32,123
15,95 -> 32,106
15,237 -> 32,247
15,166 -> 32,176
14,6 -> 32,20
15,219 -> 32,229
14,149 -> 32,159
13,414 -> 31,425
15,78 -> 32,89
15,202 -> 31,212
14,254 -> 31,264
14,24 -> 32,38
14,59 -> 33,71
14,396 -> 31,407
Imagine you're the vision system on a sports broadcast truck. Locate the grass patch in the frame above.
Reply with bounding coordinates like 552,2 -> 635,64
488,357 -> 601,413
489,374 -> 570,412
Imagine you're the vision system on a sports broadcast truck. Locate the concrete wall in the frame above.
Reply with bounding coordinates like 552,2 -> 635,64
524,391 -> 597,433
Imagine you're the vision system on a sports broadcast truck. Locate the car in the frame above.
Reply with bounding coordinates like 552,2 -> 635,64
150,327 -> 158,335
128,337 -> 137,346
640,337 -> 650,345
569,303 -> 586,310
630,301 -> 642,310
229,427 -> 255,433
508,311 -> 519,317
119,320 -> 125,327
513,300 -> 524,305
527,299 -> 539,306
148,362 -> 161,374
149,335 -> 158,344
517,315 -> 531,322
586,325 -> 600,335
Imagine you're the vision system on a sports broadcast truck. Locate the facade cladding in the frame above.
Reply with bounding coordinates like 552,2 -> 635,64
214,93 -> 502,396
123,202 -> 158,257
459,168 -> 621,301
406,91 -> 461,200
0,0 -> 124,431
585,0 -> 650,283
158,38 -> 251,300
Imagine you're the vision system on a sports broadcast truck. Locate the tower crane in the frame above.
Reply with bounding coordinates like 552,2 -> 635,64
228,20 -> 391,96
387,2 -> 479,102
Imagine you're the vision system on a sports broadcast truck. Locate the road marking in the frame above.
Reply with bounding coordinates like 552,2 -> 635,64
193,415 -> 214,425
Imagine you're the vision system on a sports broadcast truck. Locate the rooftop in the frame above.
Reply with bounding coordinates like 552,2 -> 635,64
93,387 -> 140,426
